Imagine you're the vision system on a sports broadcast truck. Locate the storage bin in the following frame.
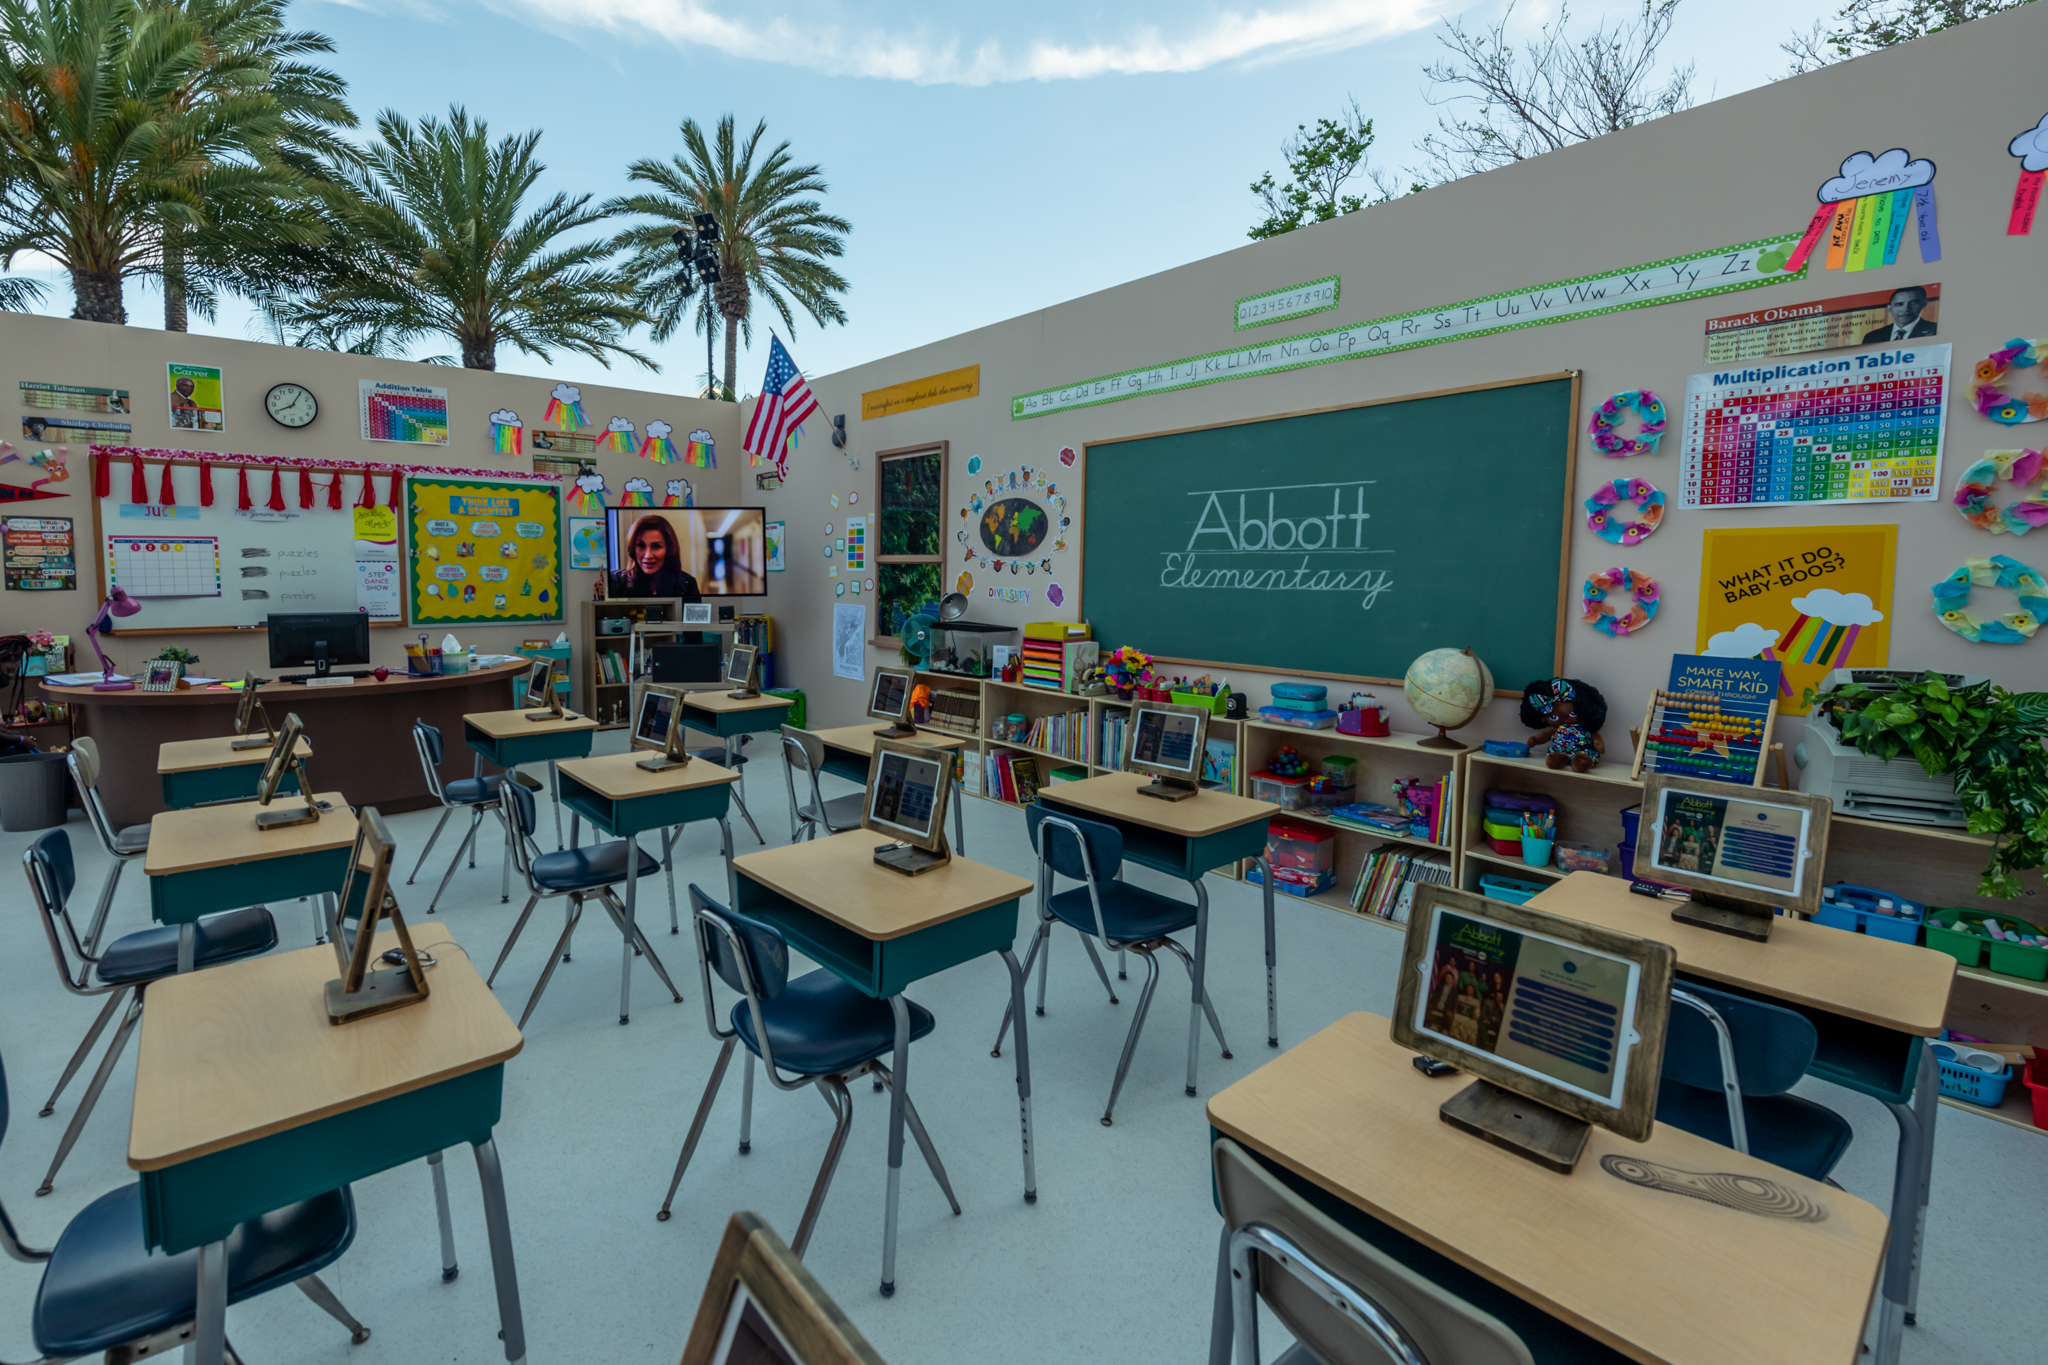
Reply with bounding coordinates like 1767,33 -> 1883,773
1250,772 -> 1312,810
1245,862 -> 1335,897
1617,842 -> 1638,881
0,752 -> 68,832
1620,803 -> 1642,845
1555,842 -> 1609,873
1932,1043 -> 2012,1107
1922,913 -> 1986,968
1169,689 -> 1229,716
1267,819 -> 1336,875
1813,884 -> 1925,945
1521,838 -> 1555,868
2024,1055 -> 2048,1130
1923,910 -> 2048,980
1479,874 -> 1549,905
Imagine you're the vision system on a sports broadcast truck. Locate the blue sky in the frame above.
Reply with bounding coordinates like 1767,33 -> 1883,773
19,0 -> 1844,391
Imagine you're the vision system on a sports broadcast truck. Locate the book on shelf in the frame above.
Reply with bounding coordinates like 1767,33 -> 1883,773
1350,846 -> 1452,923
1202,737 -> 1235,788
1022,709 -> 1091,762
1011,755 -> 1041,804
1100,713 -> 1128,771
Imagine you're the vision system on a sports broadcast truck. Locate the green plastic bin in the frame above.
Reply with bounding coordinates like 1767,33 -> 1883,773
1925,909 -> 2048,981
766,687 -> 804,731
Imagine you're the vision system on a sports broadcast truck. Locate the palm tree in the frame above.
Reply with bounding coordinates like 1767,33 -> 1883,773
610,115 -> 850,398
0,0 -> 339,324
267,106 -> 650,371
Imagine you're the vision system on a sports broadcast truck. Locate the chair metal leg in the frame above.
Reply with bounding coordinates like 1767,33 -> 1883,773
467,805 -> 480,867
39,987 -> 127,1117
487,895 -> 544,988
991,920 -> 1049,1058
794,1075 -> 855,1259
730,784 -> 766,846
1259,853 -> 1279,1048
884,1078 -> 961,1215
472,1138 -> 528,1365
1077,931 -> 1120,1004
39,992 -> 141,1195
1118,948 -> 1127,980
1186,879 -> 1213,1097
427,1150 -> 459,1281
407,807 -> 456,885
880,997 -> 912,1295
1209,1222 -> 1235,1365
1103,949 -> 1162,1127
1164,937 -> 1233,1060
427,811 -> 483,915
740,1050 -> 756,1153
295,1273 -> 371,1344
999,946 -> 1038,1203
659,1037 -> 736,1221
596,888 -> 684,1010
663,826 -> 680,934
85,856 -> 127,958
498,808 -> 512,904
516,900 -> 584,1030
192,1238 -> 229,1365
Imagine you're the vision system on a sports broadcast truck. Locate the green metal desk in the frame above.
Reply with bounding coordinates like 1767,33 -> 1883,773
144,793 -> 355,968
129,926 -> 528,1365
156,733 -> 308,809
463,708 -> 598,849
554,752 -> 740,1023
677,688 -> 794,741
730,831 -> 1037,1295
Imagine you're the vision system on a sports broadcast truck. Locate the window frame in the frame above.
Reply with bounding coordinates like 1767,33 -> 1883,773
871,440 -> 949,647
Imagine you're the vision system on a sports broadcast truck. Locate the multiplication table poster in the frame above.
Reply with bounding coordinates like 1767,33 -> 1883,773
1678,344 -> 1950,509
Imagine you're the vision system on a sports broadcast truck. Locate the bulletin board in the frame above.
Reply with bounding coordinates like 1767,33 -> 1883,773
405,473 -> 563,626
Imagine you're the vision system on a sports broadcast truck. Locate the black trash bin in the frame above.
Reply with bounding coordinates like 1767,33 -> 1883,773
0,751 -> 68,832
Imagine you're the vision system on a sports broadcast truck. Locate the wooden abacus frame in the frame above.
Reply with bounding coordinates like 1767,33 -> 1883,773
1630,688 -> 1777,787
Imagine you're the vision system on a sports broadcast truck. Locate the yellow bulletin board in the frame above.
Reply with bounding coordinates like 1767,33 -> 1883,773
1696,524 -> 1897,715
406,473 -> 563,626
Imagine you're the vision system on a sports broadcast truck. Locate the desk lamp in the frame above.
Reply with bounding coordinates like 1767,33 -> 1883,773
85,588 -> 141,690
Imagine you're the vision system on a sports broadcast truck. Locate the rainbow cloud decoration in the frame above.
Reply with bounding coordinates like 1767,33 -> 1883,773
639,419 -> 679,463
2008,111 -> 2048,236
1776,147 -> 1940,276
568,466 -> 606,515
544,383 -> 587,430
620,476 -> 655,507
1736,591 -> 1887,698
488,408 -> 522,455
685,427 -> 715,468
663,477 -> 693,508
598,416 -> 636,453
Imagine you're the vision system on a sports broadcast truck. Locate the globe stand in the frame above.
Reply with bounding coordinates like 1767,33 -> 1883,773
1417,727 -> 1466,750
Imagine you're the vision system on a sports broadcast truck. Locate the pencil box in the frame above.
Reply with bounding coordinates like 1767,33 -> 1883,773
1266,696 -> 1327,713
1482,788 -> 1558,814
1270,683 -> 1328,702
1256,706 -> 1338,729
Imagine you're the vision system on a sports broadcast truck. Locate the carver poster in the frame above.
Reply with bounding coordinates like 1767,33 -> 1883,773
405,474 -> 561,626
1697,525 -> 1896,714
167,363 -> 224,432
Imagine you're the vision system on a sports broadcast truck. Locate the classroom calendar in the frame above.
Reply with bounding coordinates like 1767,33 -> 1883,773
107,535 -> 221,598
1678,344 -> 1949,510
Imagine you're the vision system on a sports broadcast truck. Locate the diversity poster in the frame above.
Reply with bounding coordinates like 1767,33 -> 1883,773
1702,283 -> 1939,363
2,515 -> 75,591
405,474 -> 561,625
167,363 -> 224,432
361,380 -> 450,445
1697,525 -> 1895,714
20,382 -> 128,414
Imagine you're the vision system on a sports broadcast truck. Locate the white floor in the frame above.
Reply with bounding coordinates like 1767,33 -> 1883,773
0,733 -> 2040,1364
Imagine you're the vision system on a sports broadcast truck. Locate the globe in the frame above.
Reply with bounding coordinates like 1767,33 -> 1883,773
1404,647 -> 1496,749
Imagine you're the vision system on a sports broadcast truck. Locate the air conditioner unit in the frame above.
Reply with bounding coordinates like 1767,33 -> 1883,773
1790,669 -> 1985,827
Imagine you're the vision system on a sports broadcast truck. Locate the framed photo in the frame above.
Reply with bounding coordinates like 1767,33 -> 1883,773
680,1214 -> 883,1365
682,602 -> 715,626
567,516 -> 608,571
765,519 -> 786,573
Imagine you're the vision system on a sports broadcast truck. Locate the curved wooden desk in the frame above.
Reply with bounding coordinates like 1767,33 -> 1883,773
43,659 -> 528,827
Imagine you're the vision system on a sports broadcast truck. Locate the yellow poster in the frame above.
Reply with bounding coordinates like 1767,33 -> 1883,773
861,364 -> 980,421
353,505 -> 395,542
1697,525 -> 1896,715
406,475 -> 562,625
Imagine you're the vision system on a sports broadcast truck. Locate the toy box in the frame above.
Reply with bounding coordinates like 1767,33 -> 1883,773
1267,819 -> 1336,875
1251,772 -> 1312,810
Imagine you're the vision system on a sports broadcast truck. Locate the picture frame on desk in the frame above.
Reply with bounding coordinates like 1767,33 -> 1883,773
680,1213 -> 884,1365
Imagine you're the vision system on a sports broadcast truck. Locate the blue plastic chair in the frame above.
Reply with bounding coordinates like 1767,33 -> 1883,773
658,885 -> 958,1259
23,831 -> 276,1199
0,1051 -> 369,1360
405,719 -> 511,913
992,805 -> 1231,1126
485,781 -> 682,1029
1660,983 -> 1855,1181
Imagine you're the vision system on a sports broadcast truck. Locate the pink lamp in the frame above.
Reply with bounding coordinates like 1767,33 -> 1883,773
86,587 -> 142,690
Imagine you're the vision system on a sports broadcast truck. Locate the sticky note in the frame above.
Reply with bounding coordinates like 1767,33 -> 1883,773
2010,170 -> 2043,237
1825,199 -> 1857,270
1915,184 -> 1943,261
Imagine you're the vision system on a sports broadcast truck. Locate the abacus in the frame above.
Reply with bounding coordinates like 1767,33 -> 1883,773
1630,688 -> 1776,787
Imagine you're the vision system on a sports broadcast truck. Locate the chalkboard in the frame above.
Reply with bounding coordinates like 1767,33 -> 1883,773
1079,375 -> 1578,689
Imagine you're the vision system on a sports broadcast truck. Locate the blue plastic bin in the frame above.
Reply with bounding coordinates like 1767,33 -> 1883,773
1814,883 -> 1924,944
1479,874 -> 1549,906
1932,1043 -> 2012,1107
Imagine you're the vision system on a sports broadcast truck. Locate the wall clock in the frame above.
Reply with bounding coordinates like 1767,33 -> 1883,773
264,382 -> 318,428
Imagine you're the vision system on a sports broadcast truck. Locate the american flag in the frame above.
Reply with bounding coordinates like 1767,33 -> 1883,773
742,336 -> 817,475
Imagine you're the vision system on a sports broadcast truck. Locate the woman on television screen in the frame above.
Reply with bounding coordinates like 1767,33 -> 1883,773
611,513 -> 702,601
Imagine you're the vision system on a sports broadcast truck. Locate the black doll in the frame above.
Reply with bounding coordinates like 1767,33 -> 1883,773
1519,677 -> 1608,773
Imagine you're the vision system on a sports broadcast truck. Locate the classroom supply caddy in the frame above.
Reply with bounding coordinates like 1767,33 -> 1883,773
1812,883 -> 1926,945
1923,910 -> 2048,981
1931,1042 -> 2013,1108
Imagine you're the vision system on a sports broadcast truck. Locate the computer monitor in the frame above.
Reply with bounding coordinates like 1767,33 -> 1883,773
1639,773 -> 1832,941
254,711 -> 319,830
725,644 -> 759,699
229,671 -> 272,749
868,667 -> 917,740
632,684 -> 689,771
1392,886 -> 1675,1173
605,507 -> 767,597
522,657 -> 567,721
1123,701 -> 1208,801
268,611 -> 370,677
327,805 -> 429,1023
863,738 -> 952,876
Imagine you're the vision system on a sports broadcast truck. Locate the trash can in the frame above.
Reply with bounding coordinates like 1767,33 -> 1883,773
0,751 -> 69,832
766,687 -> 805,730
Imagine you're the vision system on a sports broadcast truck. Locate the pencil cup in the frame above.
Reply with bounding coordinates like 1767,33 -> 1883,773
1521,837 -> 1554,868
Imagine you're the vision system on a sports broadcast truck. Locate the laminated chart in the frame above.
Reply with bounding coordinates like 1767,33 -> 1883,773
1679,344 -> 1949,509
107,535 -> 221,598
359,380 -> 449,445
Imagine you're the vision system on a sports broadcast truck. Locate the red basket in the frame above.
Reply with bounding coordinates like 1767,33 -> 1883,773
2025,1055 -> 2048,1130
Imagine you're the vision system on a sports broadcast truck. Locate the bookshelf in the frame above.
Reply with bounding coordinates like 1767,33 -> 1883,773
579,598 -> 678,729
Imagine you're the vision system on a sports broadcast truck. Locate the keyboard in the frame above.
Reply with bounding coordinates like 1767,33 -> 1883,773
279,669 -> 374,684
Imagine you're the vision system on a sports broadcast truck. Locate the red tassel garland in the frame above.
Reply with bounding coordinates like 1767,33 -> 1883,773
386,472 -> 400,507
326,475 -> 342,510
159,461 -> 176,505
356,472 -> 376,508
300,468 -> 314,509
267,469 -> 287,512
238,467 -> 252,512
93,450 -> 110,498
199,461 -> 213,507
131,458 -> 147,505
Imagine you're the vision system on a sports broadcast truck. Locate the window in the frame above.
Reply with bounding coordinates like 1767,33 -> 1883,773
874,441 -> 947,646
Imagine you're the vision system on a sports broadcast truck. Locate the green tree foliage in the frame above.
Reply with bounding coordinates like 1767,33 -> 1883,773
266,106 -> 649,371
1782,0 -> 2034,73
609,115 -> 850,399
1246,100 -> 1396,240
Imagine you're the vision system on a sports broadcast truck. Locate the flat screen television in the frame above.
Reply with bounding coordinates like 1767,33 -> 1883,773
607,507 -> 766,598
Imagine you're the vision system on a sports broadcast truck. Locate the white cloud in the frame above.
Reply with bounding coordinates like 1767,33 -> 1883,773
689,428 -> 712,444
550,383 -> 581,403
575,472 -> 607,493
667,478 -> 691,497
488,408 -> 521,426
2011,113 -> 2048,174
625,476 -> 654,494
606,416 -> 635,433
1703,622 -> 1779,658
474,0 -> 1440,85
1792,589 -> 1885,627
1818,148 -> 1935,203
646,420 -> 673,440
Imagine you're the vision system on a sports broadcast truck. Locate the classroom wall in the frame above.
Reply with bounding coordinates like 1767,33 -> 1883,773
0,314 -> 744,677
761,4 -> 2048,753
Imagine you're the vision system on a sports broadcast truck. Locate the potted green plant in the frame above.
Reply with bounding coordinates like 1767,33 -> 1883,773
1804,673 -> 2048,899
152,646 -> 201,680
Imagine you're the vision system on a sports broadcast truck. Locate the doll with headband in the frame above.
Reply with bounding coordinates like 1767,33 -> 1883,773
1520,677 -> 1608,773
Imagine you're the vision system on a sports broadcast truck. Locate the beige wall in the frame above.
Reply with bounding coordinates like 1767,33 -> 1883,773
0,313 -> 743,678
764,5 -> 2048,748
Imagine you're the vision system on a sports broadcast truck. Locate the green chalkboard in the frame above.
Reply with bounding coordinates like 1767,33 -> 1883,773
1080,375 -> 1577,690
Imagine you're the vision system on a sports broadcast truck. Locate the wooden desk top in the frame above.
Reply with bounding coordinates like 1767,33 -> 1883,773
1037,770 -> 1274,837
129,926 -> 521,1171
1208,1012 -> 1886,1365
556,751 -> 742,801
811,724 -> 966,756
678,691 -> 794,715
1529,872 -> 1952,1036
157,734 -> 312,774
734,831 -> 1032,941
145,793 -> 356,875
462,708 -> 599,739
43,657 -> 526,707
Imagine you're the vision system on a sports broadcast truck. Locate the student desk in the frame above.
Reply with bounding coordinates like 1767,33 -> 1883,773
144,794 -> 355,969
677,688 -> 795,741
730,831 -> 1036,1295
1035,772 -> 1280,1082
808,723 -> 969,853
156,733 -> 311,809
128,926 -> 528,1365
1526,872 -> 1952,1365
464,708 -> 599,849
554,753 -> 740,1023
1206,1011 -> 1889,1365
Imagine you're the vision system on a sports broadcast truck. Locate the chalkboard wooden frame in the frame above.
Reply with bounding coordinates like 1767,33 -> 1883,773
1078,372 -> 1580,695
